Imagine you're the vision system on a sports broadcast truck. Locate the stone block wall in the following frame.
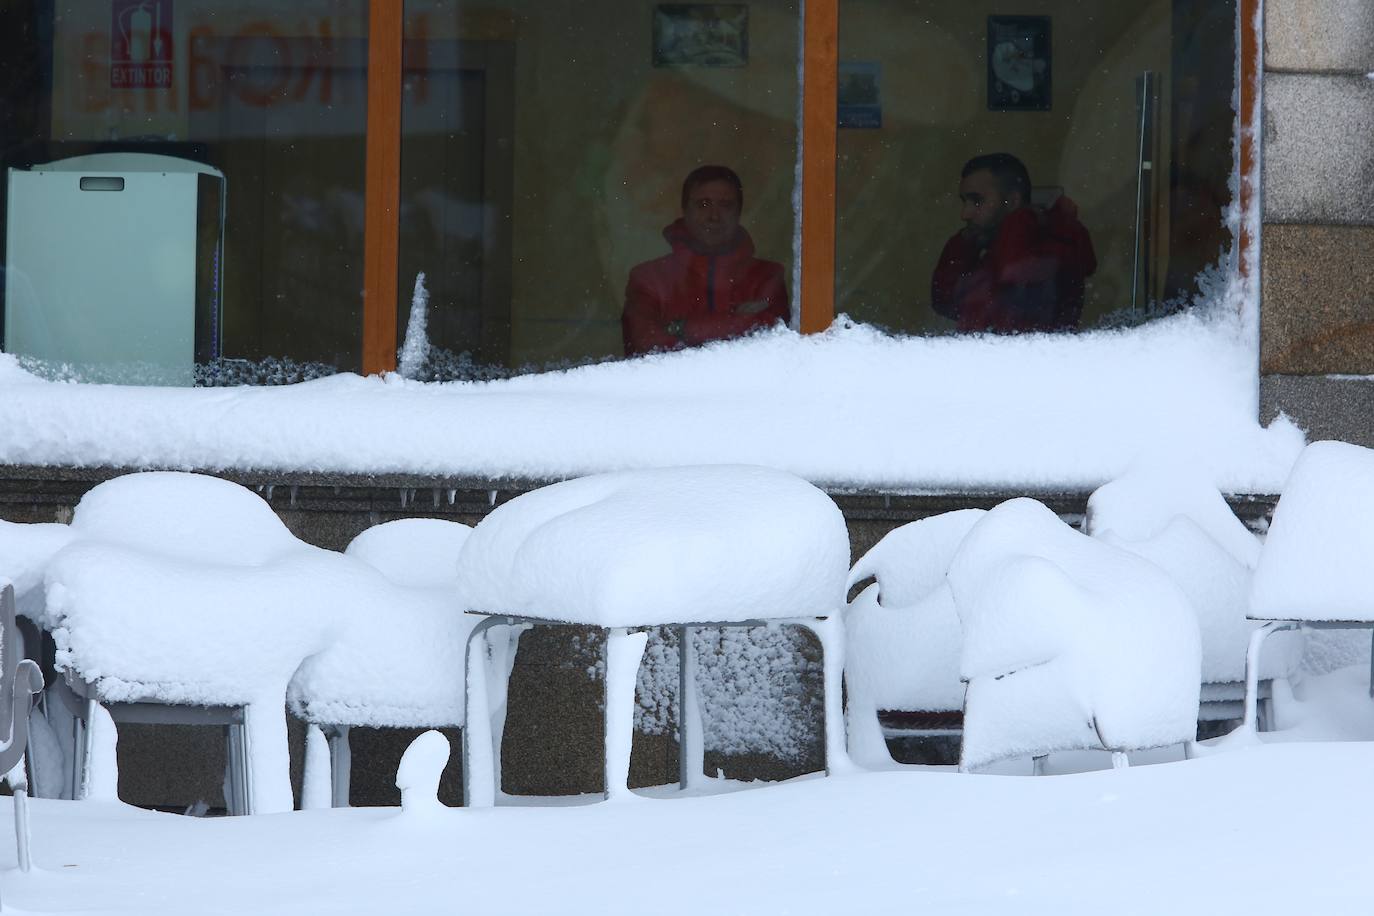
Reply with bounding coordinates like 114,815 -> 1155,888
1260,1 -> 1374,444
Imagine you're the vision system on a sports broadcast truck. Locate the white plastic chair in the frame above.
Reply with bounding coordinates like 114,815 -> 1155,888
1084,468 -> 1303,732
288,518 -> 520,807
0,584 -> 44,878
843,510 -> 984,767
1243,441 -> 1374,733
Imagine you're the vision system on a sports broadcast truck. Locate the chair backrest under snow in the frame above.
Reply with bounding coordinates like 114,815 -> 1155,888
948,499 -> 1201,770
0,584 -> 44,775
1084,469 -> 1298,686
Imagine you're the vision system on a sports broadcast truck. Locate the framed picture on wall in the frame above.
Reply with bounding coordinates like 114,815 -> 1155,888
987,15 -> 1051,111
653,4 -> 749,68
838,61 -> 882,129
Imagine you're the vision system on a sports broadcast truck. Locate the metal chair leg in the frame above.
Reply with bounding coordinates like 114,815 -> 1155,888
225,721 -> 251,815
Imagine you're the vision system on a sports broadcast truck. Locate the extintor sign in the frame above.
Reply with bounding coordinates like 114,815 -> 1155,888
110,0 -> 174,89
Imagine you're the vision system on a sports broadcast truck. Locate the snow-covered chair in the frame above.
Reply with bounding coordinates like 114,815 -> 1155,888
1084,467 -> 1303,731
0,583 -> 44,873
0,519 -> 74,798
948,498 -> 1201,771
1244,441 -> 1374,733
455,465 -> 851,804
42,471 -> 375,814
843,510 -> 983,767
288,518 -> 506,808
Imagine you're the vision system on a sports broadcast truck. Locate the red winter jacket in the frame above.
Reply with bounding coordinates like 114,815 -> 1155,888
622,219 -> 789,357
931,196 -> 1097,333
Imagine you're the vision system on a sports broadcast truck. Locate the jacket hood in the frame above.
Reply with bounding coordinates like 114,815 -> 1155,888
662,218 -> 757,259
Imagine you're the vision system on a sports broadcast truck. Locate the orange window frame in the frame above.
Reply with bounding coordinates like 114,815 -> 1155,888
360,0 -> 1261,375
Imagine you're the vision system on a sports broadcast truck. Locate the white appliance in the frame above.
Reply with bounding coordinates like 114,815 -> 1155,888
4,152 -> 225,386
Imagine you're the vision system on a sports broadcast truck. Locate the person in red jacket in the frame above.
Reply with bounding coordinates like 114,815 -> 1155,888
931,153 -> 1097,333
622,165 -> 789,357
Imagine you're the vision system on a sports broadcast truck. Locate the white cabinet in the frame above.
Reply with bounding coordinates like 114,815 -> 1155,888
4,153 -> 224,386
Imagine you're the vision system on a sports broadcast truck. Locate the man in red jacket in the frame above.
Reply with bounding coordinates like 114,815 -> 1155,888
931,153 -> 1097,333
622,165 -> 789,357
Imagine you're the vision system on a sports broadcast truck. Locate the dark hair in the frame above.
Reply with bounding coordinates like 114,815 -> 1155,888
961,153 -> 1031,203
681,165 -> 744,209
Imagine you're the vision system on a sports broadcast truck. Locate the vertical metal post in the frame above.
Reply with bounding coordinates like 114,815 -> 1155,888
1130,70 -> 1156,313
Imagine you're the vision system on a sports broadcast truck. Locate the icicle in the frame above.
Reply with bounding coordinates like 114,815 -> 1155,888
398,272 -> 431,380
288,485 -> 298,508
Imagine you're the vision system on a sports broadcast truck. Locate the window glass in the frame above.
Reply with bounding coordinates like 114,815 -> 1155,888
399,1 -> 800,379
836,0 -> 1236,336
1,1 -> 369,384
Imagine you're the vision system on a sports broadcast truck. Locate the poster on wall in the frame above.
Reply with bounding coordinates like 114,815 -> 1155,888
652,5 -> 749,68
986,15 -> 1050,111
838,62 -> 881,129
110,0 -> 175,89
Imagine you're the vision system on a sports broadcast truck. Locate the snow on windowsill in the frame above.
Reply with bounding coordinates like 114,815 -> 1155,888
0,307 -> 1304,494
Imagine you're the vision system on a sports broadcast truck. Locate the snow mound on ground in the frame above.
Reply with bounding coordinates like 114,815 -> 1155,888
1085,468 -> 1300,683
289,519 -> 478,728
1084,464 -> 1261,567
1251,441 -> 1374,623
455,465 -> 849,627
949,498 -> 1201,768
0,519 -> 74,621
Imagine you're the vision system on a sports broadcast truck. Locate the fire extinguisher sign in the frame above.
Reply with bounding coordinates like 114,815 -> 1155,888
110,0 -> 174,89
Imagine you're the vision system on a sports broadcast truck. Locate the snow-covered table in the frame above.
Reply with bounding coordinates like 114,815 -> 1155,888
1243,442 -> 1374,731
453,466 -> 853,805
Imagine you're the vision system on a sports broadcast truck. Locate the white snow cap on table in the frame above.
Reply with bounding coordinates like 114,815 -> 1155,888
948,498 -> 1201,768
0,519 -> 74,621
289,518 -> 478,729
1251,441 -> 1374,623
1086,467 -> 1298,683
455,465 -> 849,627
1084,463 -> 1262,568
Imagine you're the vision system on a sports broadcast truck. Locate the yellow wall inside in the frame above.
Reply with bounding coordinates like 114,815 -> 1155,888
47,0 -> 1198,367
836,0 -> 1175,334
413,1 -> 802,366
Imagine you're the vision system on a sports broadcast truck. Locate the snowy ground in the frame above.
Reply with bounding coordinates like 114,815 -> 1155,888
4,666 -> 1372,915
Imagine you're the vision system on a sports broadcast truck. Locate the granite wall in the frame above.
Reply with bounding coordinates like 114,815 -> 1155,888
1260,0 -> 1374,445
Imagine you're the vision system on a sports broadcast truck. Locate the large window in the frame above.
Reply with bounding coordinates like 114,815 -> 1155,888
397,1 -> 800,378
2,0 -> 370,383
836,0 -> 1236,336
0,0 -> 1246,386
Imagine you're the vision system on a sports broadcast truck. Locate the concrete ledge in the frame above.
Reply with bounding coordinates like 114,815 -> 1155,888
1265,0 -> 1374,73
1261,223 -> 1374,374
1261,374 -> 1374,448
1263,74 -> 1374,225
